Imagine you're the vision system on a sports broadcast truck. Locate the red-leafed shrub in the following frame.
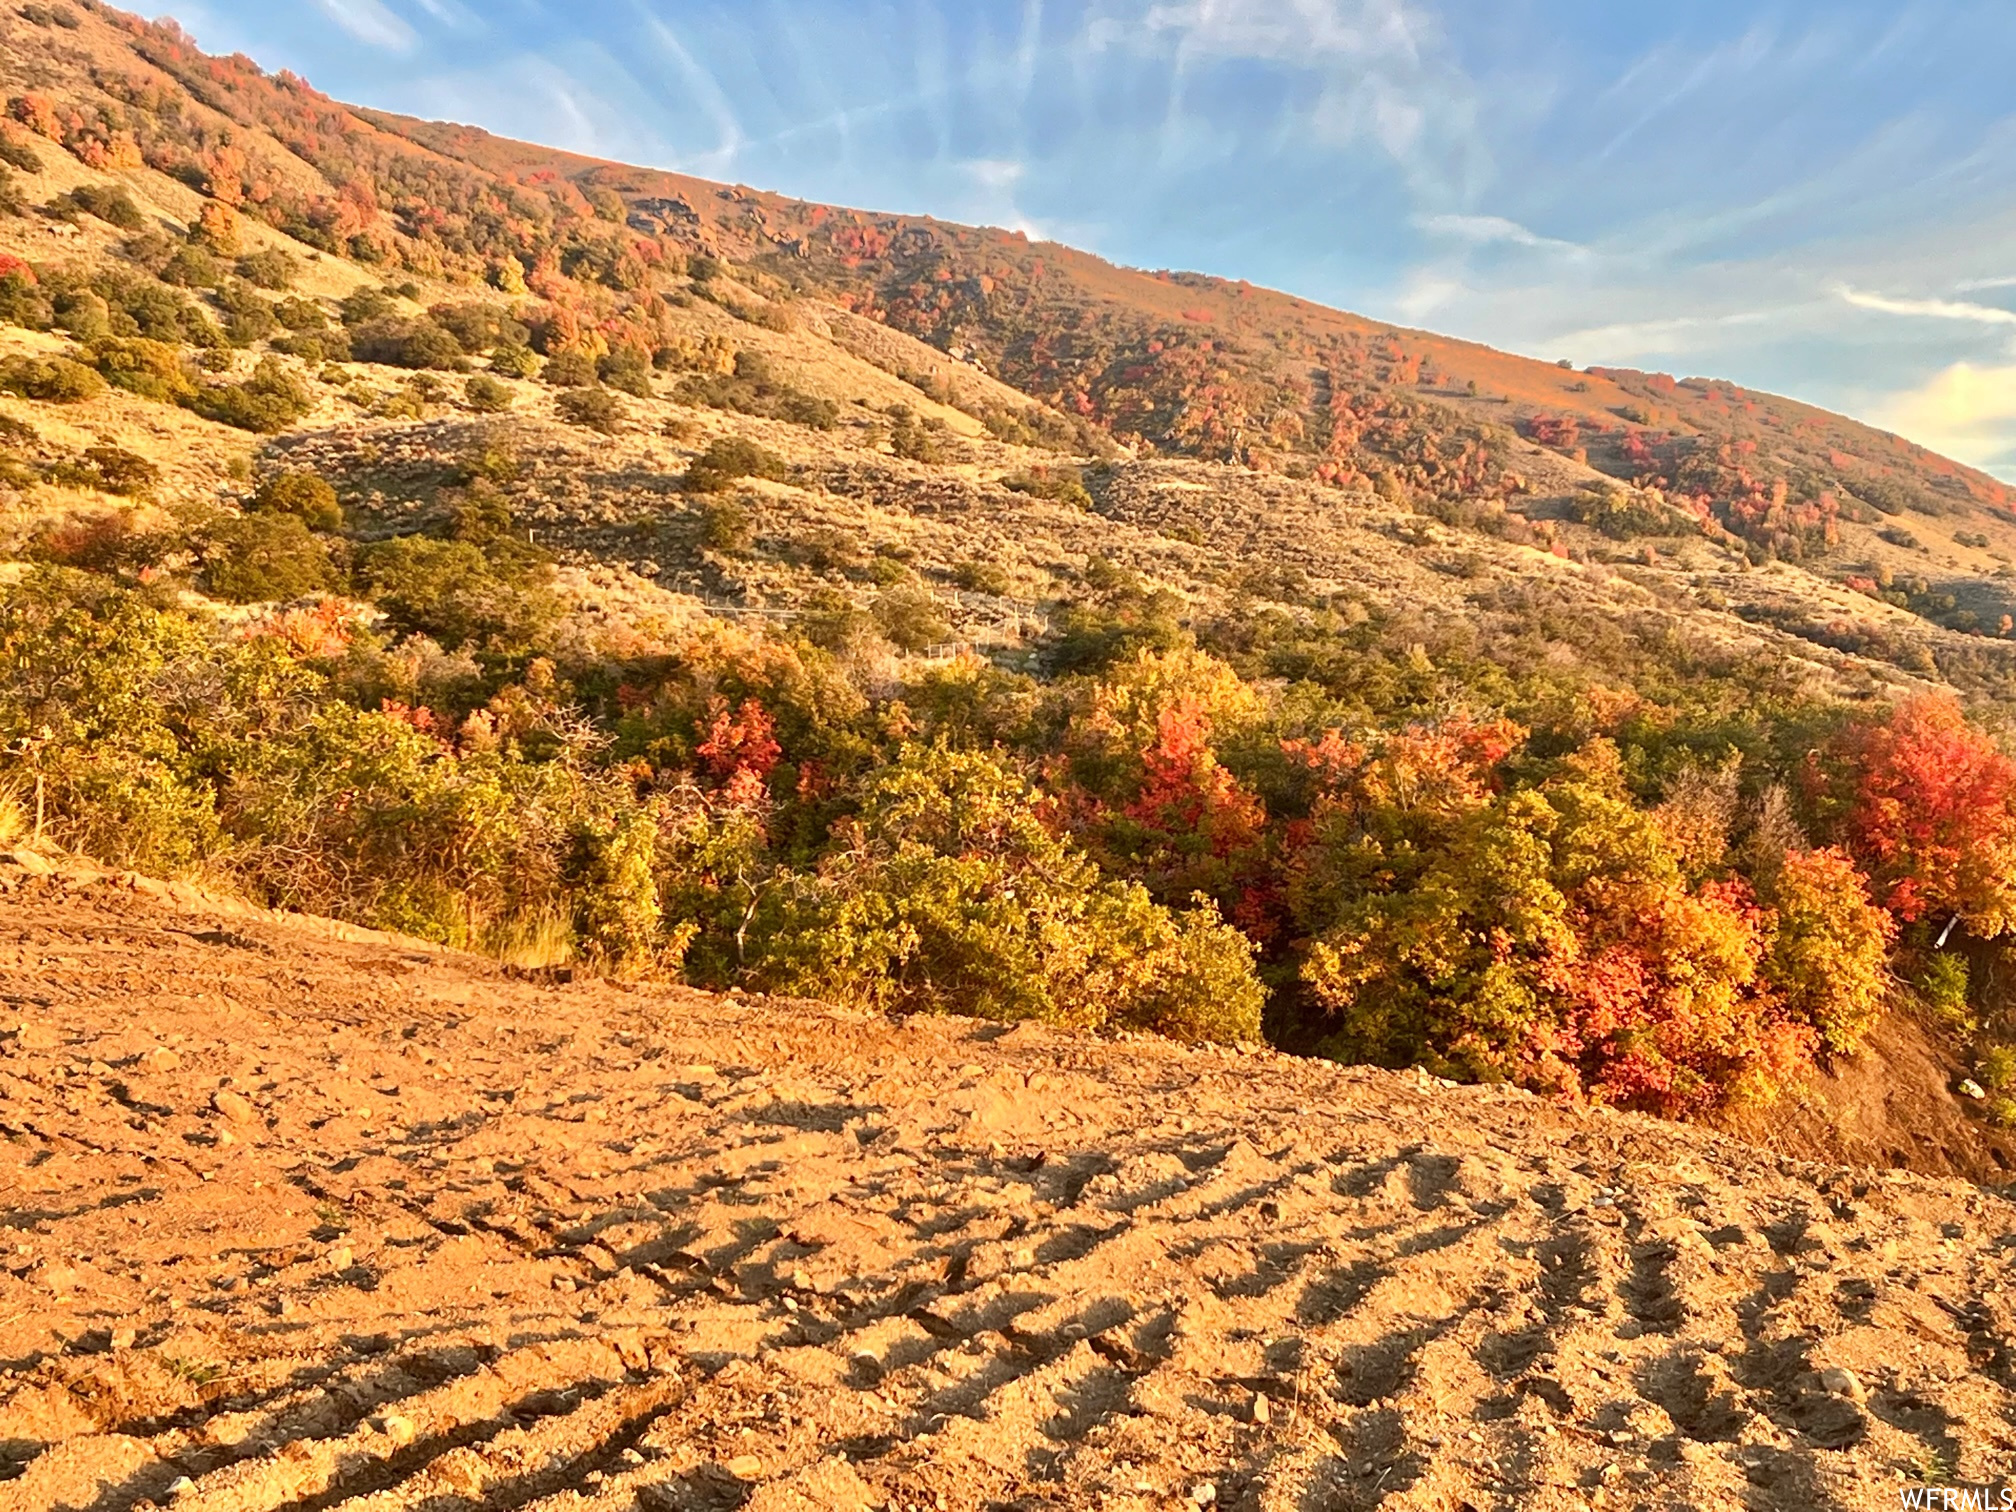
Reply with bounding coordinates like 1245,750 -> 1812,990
1824,696 -> 2016,934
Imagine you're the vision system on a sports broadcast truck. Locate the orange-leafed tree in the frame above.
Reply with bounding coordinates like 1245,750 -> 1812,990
1825,696 -> 2016,935
697,695 -> 781,808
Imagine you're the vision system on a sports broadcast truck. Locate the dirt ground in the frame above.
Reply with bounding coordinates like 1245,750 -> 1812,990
2,854 -> 2014,1512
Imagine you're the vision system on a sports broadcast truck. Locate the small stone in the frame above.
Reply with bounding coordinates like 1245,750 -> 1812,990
12,1023 -> 58,1051
8,848 -> 53,877
621,1448 -> 645,1465
1250,1393 -> 1271,1424
552,1275 -> 576,1293
111,1326 -> 137,1349
325,1246 -> 354,1272
378,1413 -> 416,1445
141,1047 -> 182,1073
1192,1483 -> 1218,1505
1818,1367 -> 1864,1399
1961,1079 -> 1987,1101
164,1475 -> 194,1496
31,1262 -> 78,1295
212,1090 -> 256,1124
726,1454 -> 763,1480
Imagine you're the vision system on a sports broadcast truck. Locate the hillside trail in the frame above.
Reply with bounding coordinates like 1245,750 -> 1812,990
2,853 -> 2013,1512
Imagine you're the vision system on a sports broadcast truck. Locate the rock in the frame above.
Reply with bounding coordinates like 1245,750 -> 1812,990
1250,1393 -> 1271,1424
30,1261 -> 78,1294
1192,1483 -> 1218,1505
1961,1079 -> 1987,1101
164,1475 -> 194,1497
6,848 -> 53,877
726,1454 -> 764,1480
325,1246 -> 354,1272
1819,1367 -> 1864,1400
212,1089 -> 256,1124
140,1046 -> 182,1073
111,1326 -> 137,1349
12,1022 -> 59,1051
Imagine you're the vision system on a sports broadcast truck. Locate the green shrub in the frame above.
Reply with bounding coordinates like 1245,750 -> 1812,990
570,807 -> 673,977
54,184 -> 145,230
1918,953 -> 1973,1033
201,513 -> 337,603
87,337 -> 196,403
953,559 -> 1012,596
55,445 -> 158,499
273,296 -> 328,331
253,471 -> 342,531
357,535 -> 558,652
52,289 -> 110,342
1569,485 -> 1692,539
270,328 -> 350,363
429,302 -> 529,354
489,344 -> 539,379
159,242 -> 224,289
557,386 -> 623,433
0,355 -> 104,403
873,585 -> 952,652
889,406 -> 945,463
350,317 -> 466,370
598,348 -> 654,398
188,357 -> 312,433
780,391 -> 839,429
464,374 -> 514,413
746,745 -> 1262,1040
339,287 -> 397,326
685,437 -> 786,493
222,297 -> 280,347
697,495 -> 753,554
235,249 -> 300,291
0,270 -> 50,330
1759,847 -> 1894,1055
542,349 -> 597,387
1003,465 -> 1092,510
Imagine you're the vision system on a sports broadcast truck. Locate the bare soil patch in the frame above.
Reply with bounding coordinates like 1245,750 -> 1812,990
1,859 -> 2012,1510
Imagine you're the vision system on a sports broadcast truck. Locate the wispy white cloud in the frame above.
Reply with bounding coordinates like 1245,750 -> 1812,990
1415,212 -> 1583,255
406,0 -> 481,30
1547,306 -> 1790,360
633,13 -> 745,176
1837,284 -> 2016,327
311,0 -> 415,52
1087,0 -> 1483,200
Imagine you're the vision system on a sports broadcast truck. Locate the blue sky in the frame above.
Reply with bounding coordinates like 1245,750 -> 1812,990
167,0 -> 2016,476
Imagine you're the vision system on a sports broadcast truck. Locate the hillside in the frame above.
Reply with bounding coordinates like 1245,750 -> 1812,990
0,0 -> 2013,1175
4,855 -> 2014,1511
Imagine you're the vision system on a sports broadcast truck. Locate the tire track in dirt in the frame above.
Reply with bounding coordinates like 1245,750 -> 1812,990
3,860 -> 2015,1510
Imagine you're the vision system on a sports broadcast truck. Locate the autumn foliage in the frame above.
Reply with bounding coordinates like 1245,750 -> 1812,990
1823,695 -> 2016,933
